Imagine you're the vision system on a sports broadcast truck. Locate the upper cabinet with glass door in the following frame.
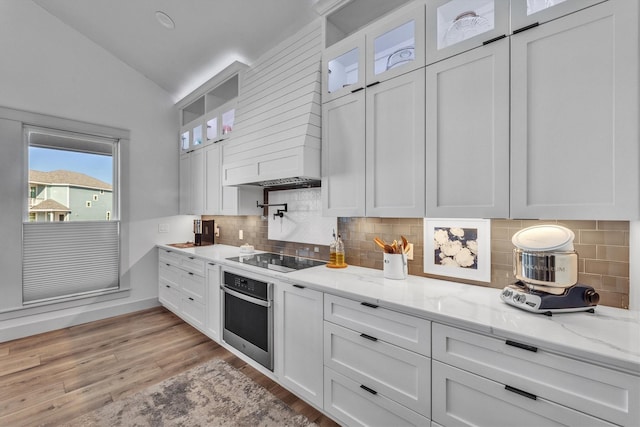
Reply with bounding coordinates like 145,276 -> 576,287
510,0 -> 607,33
177,62 -> 246,152
322,1 -> 424,103
426,0 -> 509,64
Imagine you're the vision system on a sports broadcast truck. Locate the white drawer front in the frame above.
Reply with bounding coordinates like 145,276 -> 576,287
432,323 -> 639,426
324,322 -> 430,418
181,270 -> 205,303
180,255 -> 205,275
324,367 -> 430,427
159,248 -> 181,266
324,294 -> 431,356
181,296 -> 205,330
432,361 -> 615,427
159,263 -> 181,288
159,279 -> 181,313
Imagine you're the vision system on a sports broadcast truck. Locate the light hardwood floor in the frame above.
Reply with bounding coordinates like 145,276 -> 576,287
0,306 -> 339,426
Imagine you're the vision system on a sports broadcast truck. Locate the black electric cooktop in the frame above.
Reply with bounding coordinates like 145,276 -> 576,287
226,252 -> 325,273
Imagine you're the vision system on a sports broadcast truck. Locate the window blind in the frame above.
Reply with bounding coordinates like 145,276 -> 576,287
22,221 -> 120,304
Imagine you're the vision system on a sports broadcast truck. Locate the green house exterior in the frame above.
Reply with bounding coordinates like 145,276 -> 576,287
29,170 -> 112,222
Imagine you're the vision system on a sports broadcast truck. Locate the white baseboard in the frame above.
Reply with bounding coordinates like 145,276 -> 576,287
0,298 -> 160,343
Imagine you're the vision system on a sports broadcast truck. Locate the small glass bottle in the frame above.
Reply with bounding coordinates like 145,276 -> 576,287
336,234 -> 345,266
329,240 -> 337,266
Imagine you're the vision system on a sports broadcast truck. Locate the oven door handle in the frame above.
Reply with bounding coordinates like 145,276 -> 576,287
222,285 -> 271,308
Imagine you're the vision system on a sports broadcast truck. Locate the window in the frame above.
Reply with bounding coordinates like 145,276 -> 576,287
23,126 -> 120,305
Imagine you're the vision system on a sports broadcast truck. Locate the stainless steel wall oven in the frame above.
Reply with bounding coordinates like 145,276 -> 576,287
222,270 -> 273,371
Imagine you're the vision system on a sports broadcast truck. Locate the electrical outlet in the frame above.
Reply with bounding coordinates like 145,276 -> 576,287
239,229 -> 243,240
215,226 -> 220,237
158,223 -> 169,233
406,243 -> 414,260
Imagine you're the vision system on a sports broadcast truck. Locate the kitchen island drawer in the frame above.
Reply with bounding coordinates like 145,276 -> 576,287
159,279 -> 181,313
180,255 -> 205,275
324,294 -> 430,356
432,323 -> 639,426
158,263 -> 181,288
432,361 -> 615,427
159,248 -> 182,266
324,321 -> 430,417
180,270 -> 205,303
324,367 -> 430,427
181,296 -> 205,330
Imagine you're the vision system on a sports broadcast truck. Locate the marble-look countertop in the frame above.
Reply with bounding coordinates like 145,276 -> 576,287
158,244 -> 640,375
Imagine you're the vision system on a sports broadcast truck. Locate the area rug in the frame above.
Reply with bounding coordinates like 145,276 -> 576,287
63,359 -> 316,427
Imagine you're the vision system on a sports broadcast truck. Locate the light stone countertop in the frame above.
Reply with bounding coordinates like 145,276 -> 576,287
158,243 -> 640,375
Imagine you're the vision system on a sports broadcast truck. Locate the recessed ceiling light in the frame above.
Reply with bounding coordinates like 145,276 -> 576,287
155,11 -> 175,30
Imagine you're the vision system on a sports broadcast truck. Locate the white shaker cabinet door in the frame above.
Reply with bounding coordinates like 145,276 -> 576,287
426,38 -> 509,218
204,143 -> 221,215
365,68 -> 426,218
179,154 -> 191,215
510,0 -> 639,220
322,91 -> 366,217
275,282 -> 324,409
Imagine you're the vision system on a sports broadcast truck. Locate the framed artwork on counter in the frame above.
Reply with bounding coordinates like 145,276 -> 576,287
424,218 -> 491,282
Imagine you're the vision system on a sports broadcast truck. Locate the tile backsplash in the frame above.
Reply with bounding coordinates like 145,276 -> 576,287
205,215 -> 630,309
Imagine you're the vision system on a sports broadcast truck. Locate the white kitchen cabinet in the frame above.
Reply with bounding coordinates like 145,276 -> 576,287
426,37 -> 509,218
182,142 -> 262,216
510,0 -> 639,219
366,68 -> 425,217
275,282 -> 324,408
322,2 -> 425,103
158,248 -> 206,331
179,150 -> 204,215
426,0 -> 510,64
323,294 -> 432,425
204,262 -> 221,342
321,90 -> 366,217
510,0 -> 607,33
205,99 -> 237,145
322,68 -> 425,218
432,323 -> 639,426
324,368 -> 430,427
432,361 -> 616,427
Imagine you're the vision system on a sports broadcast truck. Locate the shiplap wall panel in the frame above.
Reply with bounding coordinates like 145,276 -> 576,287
222,20 -> 322,181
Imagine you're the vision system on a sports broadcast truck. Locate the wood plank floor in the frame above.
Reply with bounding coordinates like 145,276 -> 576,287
0,306 -> 339,427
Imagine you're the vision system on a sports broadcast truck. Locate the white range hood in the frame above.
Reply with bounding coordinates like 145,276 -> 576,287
222,21 -> 322,188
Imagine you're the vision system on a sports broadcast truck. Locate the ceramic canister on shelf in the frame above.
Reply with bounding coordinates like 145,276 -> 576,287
383,253 -> 407,280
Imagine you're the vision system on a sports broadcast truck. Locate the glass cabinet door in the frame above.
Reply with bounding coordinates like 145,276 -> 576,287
366,3 -> 425,84
192,123 -> 203,148
221,107 -> 235,138
322,35 -> 365,103
510,0 -> 606,33
180,129 -> 190,153
206,115 -> 218,143
426,0 -> 509,64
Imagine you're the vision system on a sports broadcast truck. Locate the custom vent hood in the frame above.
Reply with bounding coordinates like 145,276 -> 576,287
221,21 -> 322,187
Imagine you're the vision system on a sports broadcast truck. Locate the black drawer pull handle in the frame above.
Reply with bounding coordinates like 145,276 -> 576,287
293,284 -> 305,289
208,262 -> 216,266
366,81 -> 380,88
483,34 -> 506,45
188,272 -> 194,276
350,87 -> 365,93
188,256 -> 195,260
188,297 -> 194,301
506,340 -> 538,353
505,385 -> 537,400
513,22 -> 539,35
360,333 -> 378,342
165,285 -> 171,288
360,302 -> 378,309
360,385 -> 377,395
166,263 -> 170,266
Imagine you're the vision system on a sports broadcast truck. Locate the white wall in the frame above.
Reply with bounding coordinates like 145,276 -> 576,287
0,1 -> 194,340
